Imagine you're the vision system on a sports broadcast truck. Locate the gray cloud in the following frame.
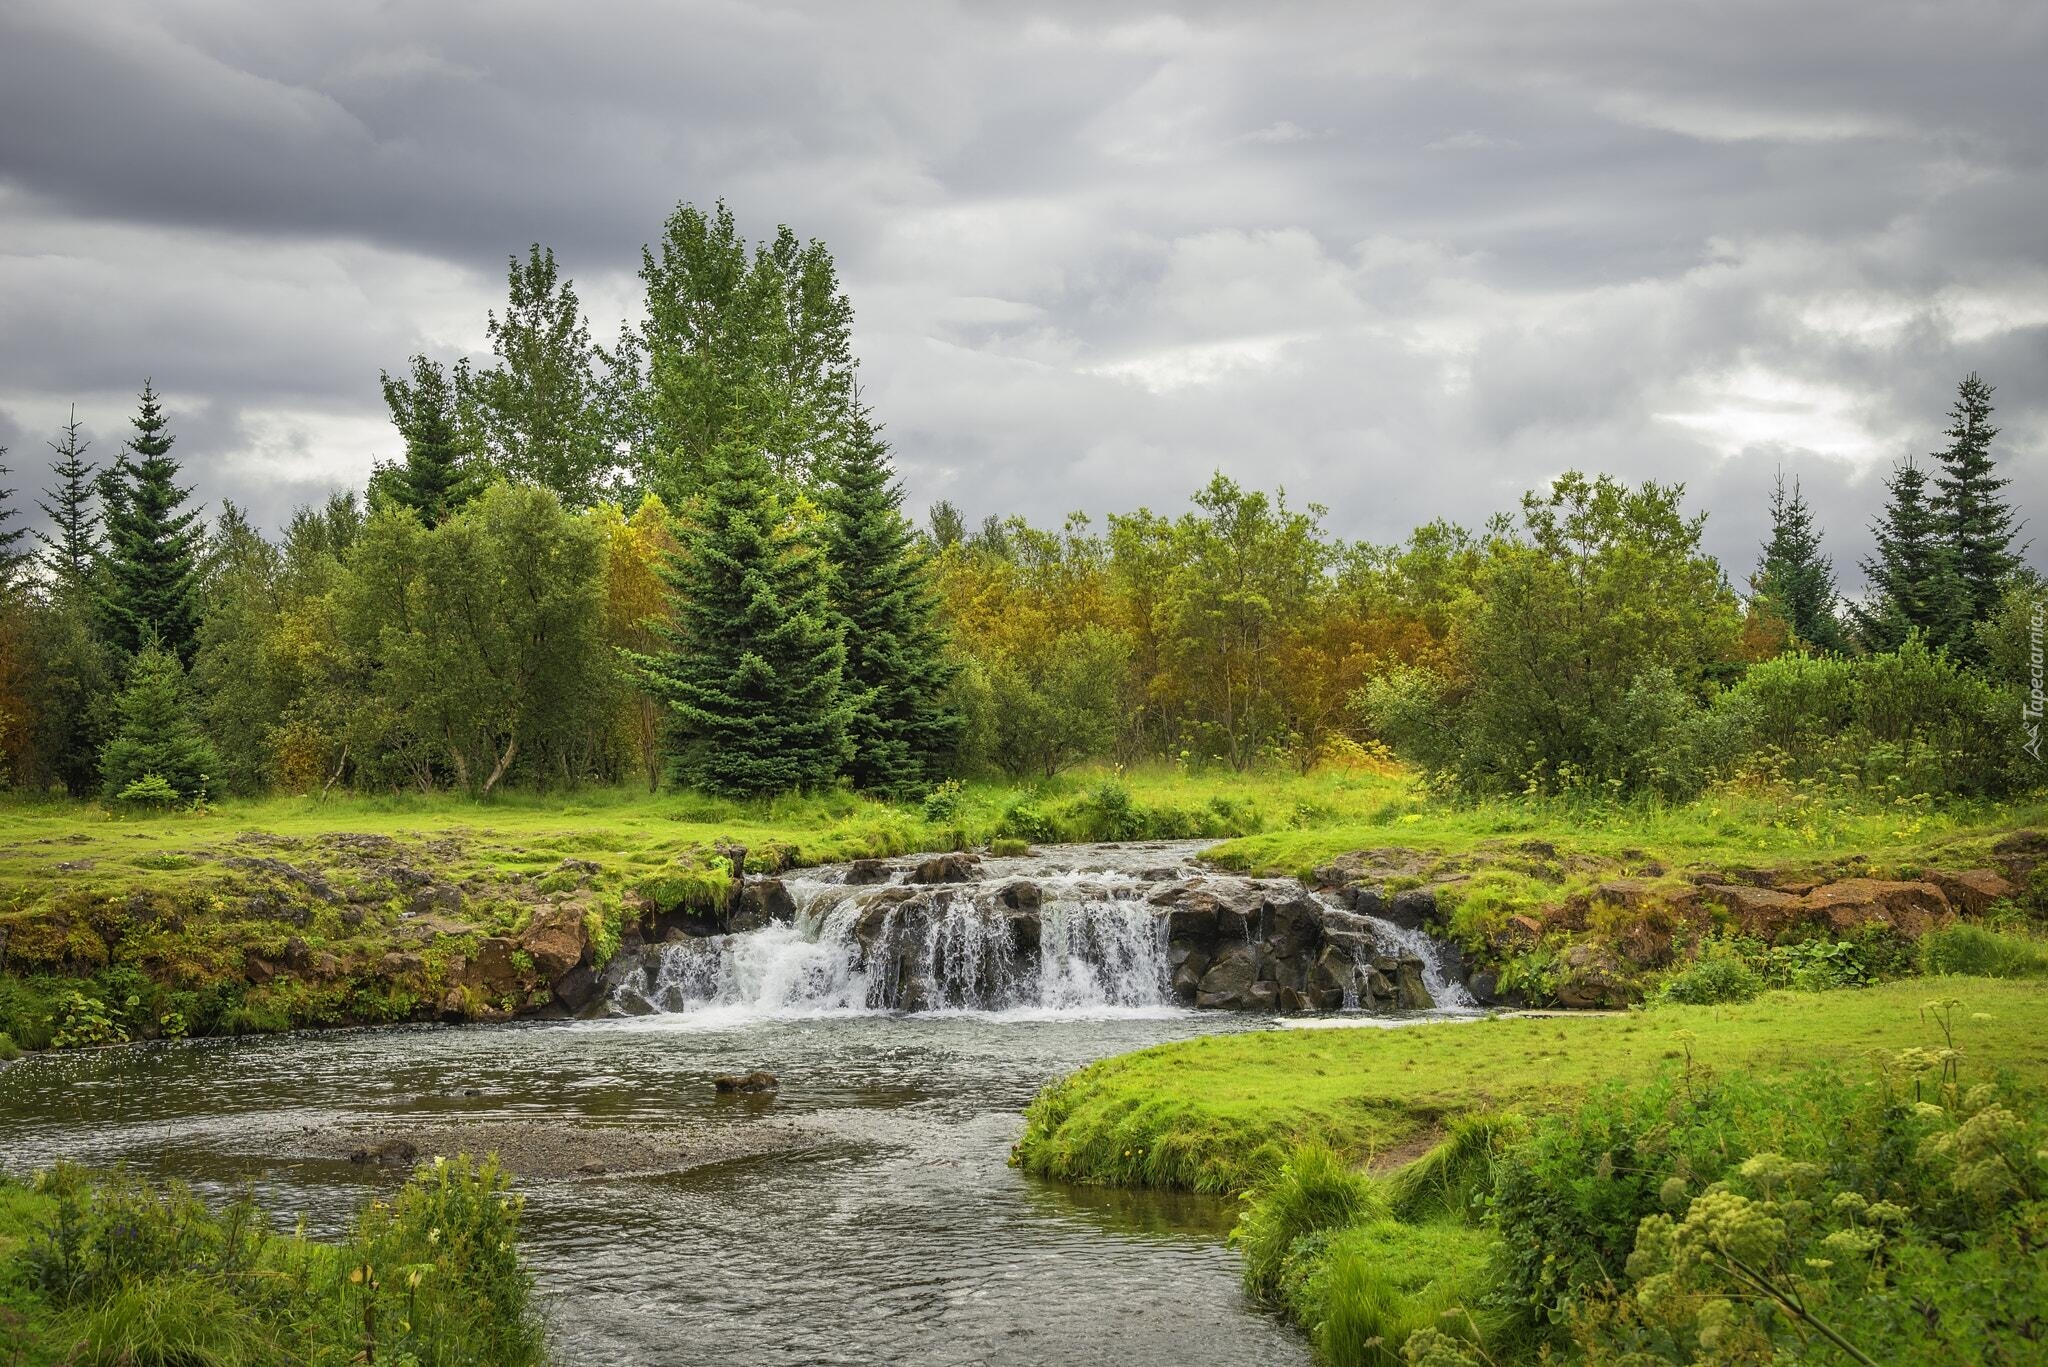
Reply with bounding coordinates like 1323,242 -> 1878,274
1,0 -> 2044,588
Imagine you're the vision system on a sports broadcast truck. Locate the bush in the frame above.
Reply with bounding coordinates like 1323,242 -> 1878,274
1233,1143 -> 1386,1304
995,798 -> 1055,844
0,1031 -> 20,1061
113,773 -> 182,810
1919,924 -> 2048,978
1072,779 -> 1142,841
919,778 -> 964,823
1656,950 -> 1763,1005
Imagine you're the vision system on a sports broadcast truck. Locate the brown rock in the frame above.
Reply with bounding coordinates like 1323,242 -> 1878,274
907,853 -> 981,885
1991,831 -> 2048,882
1698,884 -> 1807,940
713,1070 -> 778,1093
519,904 -> 589,980
1928,869 -> 2019,917
1802,879 -> 1952,938
845,859 -> 894,885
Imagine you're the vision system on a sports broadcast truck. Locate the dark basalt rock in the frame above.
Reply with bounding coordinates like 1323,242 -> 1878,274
845,859 -> 895,885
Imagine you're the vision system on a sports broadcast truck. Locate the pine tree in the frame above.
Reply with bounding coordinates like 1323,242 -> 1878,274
0,445 -> 25,594
629,436 -> 848,796
1754,472 -> 1845,652
377,354 -> 478,527
35,406 -> 99,594
1853,457 -> 1968,652
820,410 -> 962,795
97,383 -> 204,663
1930,373 -> 2022,630
98,639 -> 220,801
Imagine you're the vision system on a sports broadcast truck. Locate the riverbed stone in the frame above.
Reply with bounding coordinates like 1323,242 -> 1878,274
845,859 -> 894,885
1395,957 -> 1434,1010
908,853 -> 982,884
1387,888 -> 1437,930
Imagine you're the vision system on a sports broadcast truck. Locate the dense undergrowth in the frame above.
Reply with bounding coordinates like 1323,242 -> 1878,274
1223,1000 -> 2048,1365
0,1155 -> 546,1366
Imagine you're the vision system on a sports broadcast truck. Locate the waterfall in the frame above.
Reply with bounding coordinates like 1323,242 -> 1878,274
608,842 -> 1474,1020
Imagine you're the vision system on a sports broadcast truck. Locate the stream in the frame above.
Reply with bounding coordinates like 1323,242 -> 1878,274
0,842 -> 1474,1365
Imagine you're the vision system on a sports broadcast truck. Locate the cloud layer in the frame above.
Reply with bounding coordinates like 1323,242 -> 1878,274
3,0 -> 2044,585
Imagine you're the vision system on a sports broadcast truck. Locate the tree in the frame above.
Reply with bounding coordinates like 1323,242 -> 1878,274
376,355 -> 478,527
598,495 -> 680,792
35,407 -> 98,594
467,245 -> 612,507
1753,472 -> 1845,652
0,445 -> 25,595
98,640 -> 219,801
1929,373 -> 2022,635
341,483 -> 609,796
819,410 -> 961,794
927,499 -> 965,551
97,383 -> 204,663
1852,458 -> 1967,653
190,503 -> 283,793
629,437 -> 848,796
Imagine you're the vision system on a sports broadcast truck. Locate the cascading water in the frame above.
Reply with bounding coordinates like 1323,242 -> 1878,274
609,842 -> 1474,1019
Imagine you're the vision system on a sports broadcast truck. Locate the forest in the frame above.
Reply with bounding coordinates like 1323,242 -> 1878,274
0,202 -> 2035,817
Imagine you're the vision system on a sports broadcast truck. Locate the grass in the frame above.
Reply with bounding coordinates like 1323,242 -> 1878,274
1012,977 -> 2048,1194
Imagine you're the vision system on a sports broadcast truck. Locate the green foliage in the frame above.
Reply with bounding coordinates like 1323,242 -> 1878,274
96,383 -> 204,664
1930,372 -> 2021,647
975,624 -> 1128,779
1918,923 -> 2048,978
1385,1113 -> 1529,1225
919,778 -> 964,823
375,354 -> 480,527
1294,1220 -> 1505,1367
1854,455 -> 1968,654
1656,946 -> 1764,1005
819,410 -> 961,795
98,642 -> 217,802
1072,779 -> 1143,841
1233,1143 -> 1388,1303
1753,472 -> 1846,652
0,1030 -> 20,1061
630,440 -> 849,796
32,407 -> 99,592
113,774 -> 181,809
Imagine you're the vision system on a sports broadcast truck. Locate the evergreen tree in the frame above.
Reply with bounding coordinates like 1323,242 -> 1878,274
819,410 -> 962,795
0,445 -> 25,594
1754,472 -> 1845,652
1853,457 -> 1967,652
97,383 -> 204,663
468,245 -> 612,507
1930,373 -> 2022,631
377,355 -> 477,527
34,406 -> 99,594
98,638 -> 220,801
629,436 -> 848,796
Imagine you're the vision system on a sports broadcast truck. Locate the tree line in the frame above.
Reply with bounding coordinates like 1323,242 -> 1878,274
0,203 -> 2035,805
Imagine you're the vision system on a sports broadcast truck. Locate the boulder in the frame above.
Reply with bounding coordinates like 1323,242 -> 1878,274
908,853 -> 982,885
472,937 -> 523,994
1555,942 -> 1636,1009
1928,869 -> 2019,917
1802,879 -> 1951,938
1394,957 -> 1435,1011
1008,909 -> 1041,957
995,879 -> 1042,911
1194,945 -> 1257,1008
550,961 -> 605,1015
1991,831 -> 2048,882
726,879 -> 796,933
1346,885 -> 1389,918
349,1139 -> 419,1168
1386,888 -> 1437,930
1698,884 -> 1807,940
519,903 -> 589,979
712,1070 -> 778,1093
1245,981 -> 1281,1013
1260,893 -> 1324,959
845,859 -> 895,885
378,950 -> 425,977
1466,969 -> 1501,1005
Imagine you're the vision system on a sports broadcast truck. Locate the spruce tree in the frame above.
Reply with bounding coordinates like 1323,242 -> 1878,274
97,383 -> 204,663
1930,373 -> 2022,629
35,406 -> 99,594
1853,457 -> 1967,652
820,411 -> 962,795
1754,472 -> 1845,651
378,354 -> 477,527
629,437 -> 848,796
98,639 -> 220,801
0,445 -> 25,593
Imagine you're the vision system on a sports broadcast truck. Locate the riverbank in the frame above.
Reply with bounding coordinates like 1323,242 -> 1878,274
1013,977 -> 2048,1193
4,768 -> 2047,1053
0,1155 -> 547,1367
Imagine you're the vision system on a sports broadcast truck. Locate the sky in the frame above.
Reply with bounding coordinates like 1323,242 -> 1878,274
2,0 -> 2045,586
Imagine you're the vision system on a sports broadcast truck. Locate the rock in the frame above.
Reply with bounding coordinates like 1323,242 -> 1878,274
907,853 -> 981,885
726,879 -> 796,933
1555,942 -> 1636,1009
550,962 -> 604,1015
1466,969 -> 1501,1005
1802,879 -> 1951,938
1395,957 -> 1435,1011
1697,884 -> 1807,940
996,879 -> 1042,911
1928,869 -> 2019,917
1278,986 -> 1315,1013
1195,944 -> 1257,1008
1347,886 -> 1389,918
407,883 -> 464,917
1309,945 -> 1358,999
1245,981 -> 1281,1013
845,859 -> 894,885
1991,831 -> 2048,882
712,1070 -> 779,1094
1386,888 -> 1437,930
577,1161 -> 608,1175
309,951 -> 343,981
349,1139 -> 419,1168
378,951 -> 425,976
472,937 -> 522,994
1260,893 -> 1324,958
1007,909 -> 1041,956
518,903 -> 589,979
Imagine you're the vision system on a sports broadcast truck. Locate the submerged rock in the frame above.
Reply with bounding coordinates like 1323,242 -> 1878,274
713,1070 -> 779,1094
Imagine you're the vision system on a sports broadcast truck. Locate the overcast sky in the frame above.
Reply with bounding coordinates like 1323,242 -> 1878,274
3,0 -> 2045,585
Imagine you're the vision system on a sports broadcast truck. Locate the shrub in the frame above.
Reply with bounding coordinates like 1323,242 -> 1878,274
114,773 -> 182,810
919,778 -> 964,823
1233,1143 -> 1387,1304
989,837 -> 1030,857
1073,780 -> 1142,841
1656,951 -> 1763,1005
0,1031 -> 20,1061
1918,924 -> 2048,979
995,798 -> 1055,844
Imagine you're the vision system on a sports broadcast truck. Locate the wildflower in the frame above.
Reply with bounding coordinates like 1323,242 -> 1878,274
427,1228 -> 441,1244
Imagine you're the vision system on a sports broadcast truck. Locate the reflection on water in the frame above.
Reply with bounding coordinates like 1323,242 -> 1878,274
0,1011 -> 1314,1367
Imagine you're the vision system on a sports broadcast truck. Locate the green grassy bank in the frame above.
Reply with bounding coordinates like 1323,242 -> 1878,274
0,1156 -> 545,1366
1013,977 -> 2048,1195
